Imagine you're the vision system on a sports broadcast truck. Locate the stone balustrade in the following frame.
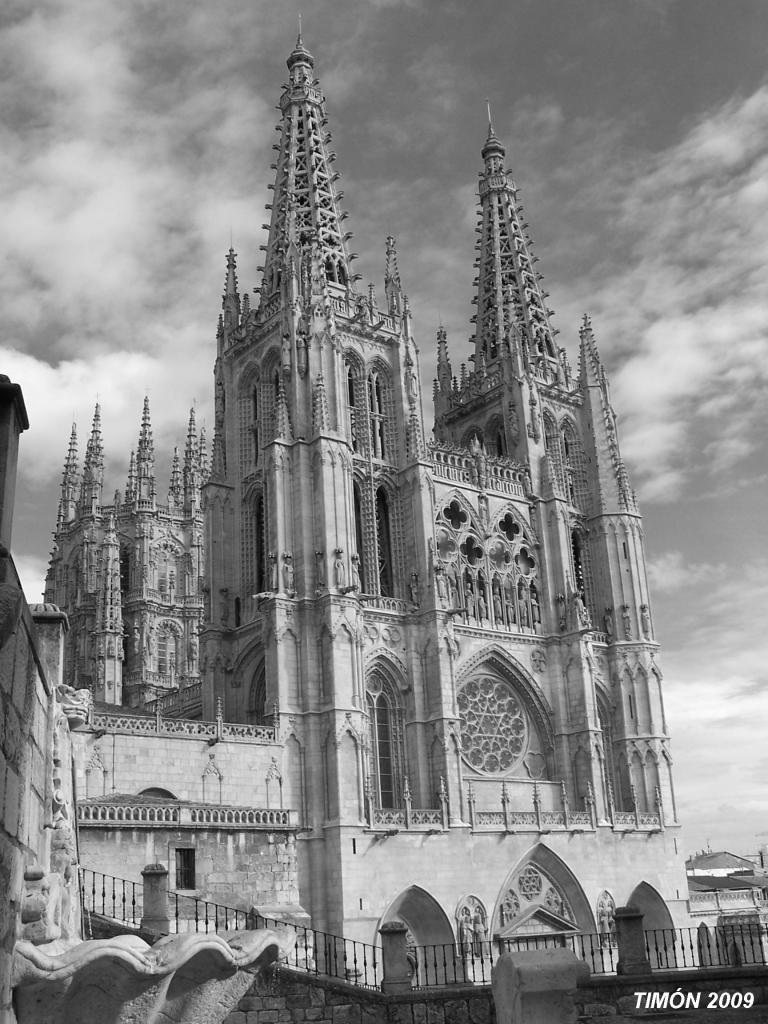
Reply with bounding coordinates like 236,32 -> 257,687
85,710 -> 277,744
689,889 -> 767,913
78,800 -> 297,829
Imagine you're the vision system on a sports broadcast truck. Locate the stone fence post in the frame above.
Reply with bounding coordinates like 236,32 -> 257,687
614,905 -> 651,975
141,863 -> 170,935
492,949 -> 589,1024
379,921 -> 412,992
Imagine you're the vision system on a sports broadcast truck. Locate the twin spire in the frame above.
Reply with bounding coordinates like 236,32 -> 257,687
57,400 -> 208,522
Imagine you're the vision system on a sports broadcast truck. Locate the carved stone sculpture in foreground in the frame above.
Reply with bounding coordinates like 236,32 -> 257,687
13,929 -> 286,1024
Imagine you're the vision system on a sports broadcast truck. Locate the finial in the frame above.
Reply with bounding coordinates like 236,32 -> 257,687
486,98 -> 493,132
297,12 -> 302,45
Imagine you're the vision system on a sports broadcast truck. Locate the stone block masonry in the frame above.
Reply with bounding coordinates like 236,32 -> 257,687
224,966 -> 494,1024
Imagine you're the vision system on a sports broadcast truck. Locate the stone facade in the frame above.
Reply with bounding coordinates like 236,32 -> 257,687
42,35 -> 690,947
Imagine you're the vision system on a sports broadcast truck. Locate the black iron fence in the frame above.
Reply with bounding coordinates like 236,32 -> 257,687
167,889 -> 251,933
646,925 -> 768,970
255,914 -> 381,989
79,868 -> 142,930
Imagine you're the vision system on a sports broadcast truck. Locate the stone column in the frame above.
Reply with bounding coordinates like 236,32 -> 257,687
614,905 -> 651,975
379,921 -> 412,992
141,863 -> 170,935
0,376 -> 29,552
492,949 -> 589,1024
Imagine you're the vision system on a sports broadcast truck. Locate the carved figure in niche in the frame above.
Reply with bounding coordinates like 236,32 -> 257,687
131,625 -> 140,659
556,592 -> 567,631
283,553 -> 295,595
459,916 -> 473,956
350,553 -> 361,592
202,581 -> 211,619
297,329 -> 308,378
492,580 -> 503,622
503,577 -> 516,624
571,590 -> 590,629
464,581 -> 476,623
604,606 -> 614,638
530,588 -> 541,627
168,648 -> 176,681
281,331 -> 292,375
640,604 -> 651,637
597,891 -> 616,945
168,570 -> 176,603
530,649 -> 546,672
188,632 -> 199,673
333,548 -> 347,589
470,436 -> 488,490
477,586 -> 487,624
219,588 -> 230,625
472,907 -> 488,955
315,550 -> 326,591
409,573 -> 420,606
622,604 -> 632,640
435,565 -> 448,606
447,564 -> 459,608
508,403 -> 520,444
519,592 -> 530,628
269,552 -> 279,591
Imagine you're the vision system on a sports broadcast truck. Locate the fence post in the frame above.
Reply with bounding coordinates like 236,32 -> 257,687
141,863 -> 170,935
379,921 -> 412,992
614,905 -> 651,975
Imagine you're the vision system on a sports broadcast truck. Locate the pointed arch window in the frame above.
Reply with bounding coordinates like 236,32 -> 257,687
561,422 -> 589,510
346,365 -> 359,453
376,488 -> 394,597
255,494 -> 266,593
252,386 -> 260,464
367,672 -> 404,808
571,530 -> 596,625
352,482 -> 366,588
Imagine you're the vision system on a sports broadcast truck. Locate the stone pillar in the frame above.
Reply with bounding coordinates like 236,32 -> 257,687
379,921 -> 412,992
0,376 -> 29,551
614,905 -> 651,975
141,863 -> 170,935
492,949 -> 589,1024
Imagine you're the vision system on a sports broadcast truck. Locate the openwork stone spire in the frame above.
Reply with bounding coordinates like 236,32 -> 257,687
135,397 -> 156,502
58,423 -> 79,525
472,121 -> 558,380
221,247 -> 241,347
79,404 -> 103,512
259,34 -> 355,302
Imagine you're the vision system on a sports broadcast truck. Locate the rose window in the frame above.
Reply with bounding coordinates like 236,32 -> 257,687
457,677 -> 527,773
518,866 -> 543,900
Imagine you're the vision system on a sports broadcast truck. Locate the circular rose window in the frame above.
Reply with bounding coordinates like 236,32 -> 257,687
457,676 -> 528,773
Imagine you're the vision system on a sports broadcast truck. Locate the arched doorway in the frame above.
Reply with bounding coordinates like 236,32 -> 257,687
381,886 -> 454,984
628,881 -> 673,931
491,845 -> 595,949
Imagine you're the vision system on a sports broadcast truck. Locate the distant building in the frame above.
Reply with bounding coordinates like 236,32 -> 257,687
44,33 -> 689,943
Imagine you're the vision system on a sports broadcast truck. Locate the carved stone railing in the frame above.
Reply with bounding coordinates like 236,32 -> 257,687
85,711 -> 277,744
145,683 -> 202,716
429,443 -> 526,497
409,809 -> 443,827
612,811 -> 638,826
689,889 -> 766,914
372,809 -> 406,827
78,801 -> 298,830
365,596 -> 409,614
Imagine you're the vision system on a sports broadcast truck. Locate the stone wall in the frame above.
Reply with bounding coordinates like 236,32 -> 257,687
224,966 -> 494,1024
80,825 -> 299,910
0,553 -> 67,1023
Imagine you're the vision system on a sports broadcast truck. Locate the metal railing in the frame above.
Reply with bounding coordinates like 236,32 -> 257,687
79,868 -> 142,929
411,932 -> 617,987
646,925 -> 768,970
255,913 -> 381,989
167,889 -> 250,933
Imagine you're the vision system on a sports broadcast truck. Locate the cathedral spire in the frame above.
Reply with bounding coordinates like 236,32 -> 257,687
135,397 -> 156,503
58,423 -> 79,525
221,247 -> 241,347
168,446 -> 182,508
384,235 -> 403,315
436,325 -> 452,393
259,34 -> 355,304
79,404 -> 103,513
472,120 -> 558,380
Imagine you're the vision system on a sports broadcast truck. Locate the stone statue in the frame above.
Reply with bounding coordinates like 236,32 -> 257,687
472,907 -> 487,956
464,581 -> 475,623
334,549 -> 346,589
622,604 -> 632,640
409,573 -> 420,606
492,581 -> 503,622
283,553 -> 295,595
269,552 -> 279,591
603,606 -> 614,638
188,633 -> 198,673
477,588 -> 487,623
350,553 -> 361,592
640,604 -> 651,637
435,566 -> 448,605
459,916 -> 473,956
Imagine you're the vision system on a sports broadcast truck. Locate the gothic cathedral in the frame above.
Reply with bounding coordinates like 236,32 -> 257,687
45,34 -> 688,945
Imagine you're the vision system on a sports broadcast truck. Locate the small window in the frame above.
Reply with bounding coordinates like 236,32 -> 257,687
175,848 -> 196,890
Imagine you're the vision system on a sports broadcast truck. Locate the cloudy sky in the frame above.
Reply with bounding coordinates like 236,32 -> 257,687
3,0 -> 767,858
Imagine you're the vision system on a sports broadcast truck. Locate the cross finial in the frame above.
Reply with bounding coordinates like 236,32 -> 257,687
486,98 -> 492,130
297,12 -> 302,44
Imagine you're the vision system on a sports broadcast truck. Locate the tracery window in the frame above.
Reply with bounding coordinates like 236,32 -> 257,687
435,501 -> 539,633
496,864 -> 575,934
458,676 -> 528,774
366,671 -> 404,808
368,371 -> 387,459
376,488 -> 394,597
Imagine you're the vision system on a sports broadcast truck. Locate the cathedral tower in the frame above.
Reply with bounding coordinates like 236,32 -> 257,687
45,402 -> 207,708
200,37 -> 685,942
